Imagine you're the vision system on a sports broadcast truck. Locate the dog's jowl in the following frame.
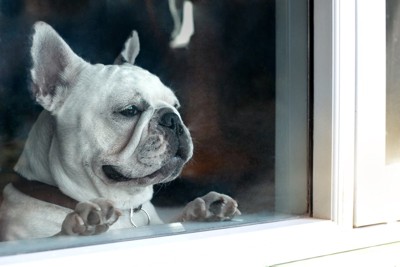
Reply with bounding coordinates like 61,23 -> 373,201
0,22 -> 240,241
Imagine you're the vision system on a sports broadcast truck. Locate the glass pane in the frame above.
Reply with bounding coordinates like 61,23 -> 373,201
0,0 -> 309,254
387,0 -> 400,163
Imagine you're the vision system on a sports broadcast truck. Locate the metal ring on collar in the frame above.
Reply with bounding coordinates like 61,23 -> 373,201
129,204 -> 151,227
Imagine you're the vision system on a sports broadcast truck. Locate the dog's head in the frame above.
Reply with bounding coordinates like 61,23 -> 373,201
29,22 -> 193,192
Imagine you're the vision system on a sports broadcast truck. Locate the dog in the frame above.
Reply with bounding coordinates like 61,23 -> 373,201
0,21 -> 240,241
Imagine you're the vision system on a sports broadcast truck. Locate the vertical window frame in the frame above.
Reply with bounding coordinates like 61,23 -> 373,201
313,0 -> 356,228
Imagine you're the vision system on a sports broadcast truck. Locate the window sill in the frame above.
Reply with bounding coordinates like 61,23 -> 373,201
2,218 -> 400,266
275,242 -> 400,266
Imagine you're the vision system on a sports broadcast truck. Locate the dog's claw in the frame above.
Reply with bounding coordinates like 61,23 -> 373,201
60,198 -> 121,236
179,191 -> 240,222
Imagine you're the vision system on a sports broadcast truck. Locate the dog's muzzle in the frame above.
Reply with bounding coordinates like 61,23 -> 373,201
102,109 -> 192,184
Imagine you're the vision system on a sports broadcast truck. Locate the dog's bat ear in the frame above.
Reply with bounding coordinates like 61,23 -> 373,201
30,21 -> 84,113
114,30 -> 140,65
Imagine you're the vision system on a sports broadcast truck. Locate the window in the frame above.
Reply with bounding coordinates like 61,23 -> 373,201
0,0 -> 309,258
2,0 -> 400,266
353,0 -> 400,226
387,0 -> 400,164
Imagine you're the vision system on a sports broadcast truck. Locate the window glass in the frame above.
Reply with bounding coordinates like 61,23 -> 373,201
387,0 -> 400,164
0,0 -> 309,254
354,0 -> 400,226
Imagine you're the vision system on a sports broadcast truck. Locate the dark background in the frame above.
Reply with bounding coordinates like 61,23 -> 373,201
0,0 -> 276,213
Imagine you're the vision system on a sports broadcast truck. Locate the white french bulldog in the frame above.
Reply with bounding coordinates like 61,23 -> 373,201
0,21 -> 240,241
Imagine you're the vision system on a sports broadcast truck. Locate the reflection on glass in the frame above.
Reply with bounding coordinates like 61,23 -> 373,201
387,0 -> 400,164
0,0 -> 309,255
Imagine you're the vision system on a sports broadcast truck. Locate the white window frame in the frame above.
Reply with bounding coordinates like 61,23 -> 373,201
2,0 -> 400,265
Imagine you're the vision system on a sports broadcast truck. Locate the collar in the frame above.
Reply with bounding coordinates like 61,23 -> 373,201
12,173 -> 151,226
12,173 -> 78,210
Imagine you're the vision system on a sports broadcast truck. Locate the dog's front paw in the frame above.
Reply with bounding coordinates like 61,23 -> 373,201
60,198 -> 122,236
179,191 -> 241,222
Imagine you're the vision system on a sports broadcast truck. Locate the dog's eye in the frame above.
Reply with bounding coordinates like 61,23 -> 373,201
119,105 -> 141,117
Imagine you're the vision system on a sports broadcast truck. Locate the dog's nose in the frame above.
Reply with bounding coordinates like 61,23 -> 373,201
159,112 -> 184,136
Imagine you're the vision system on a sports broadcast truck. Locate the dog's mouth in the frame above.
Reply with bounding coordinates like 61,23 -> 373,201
102,156 -> 185,185
103,165 -> 139,182
102,131 -> 192,185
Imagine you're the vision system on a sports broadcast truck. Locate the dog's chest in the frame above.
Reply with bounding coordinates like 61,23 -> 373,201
0,185 -> 70,240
